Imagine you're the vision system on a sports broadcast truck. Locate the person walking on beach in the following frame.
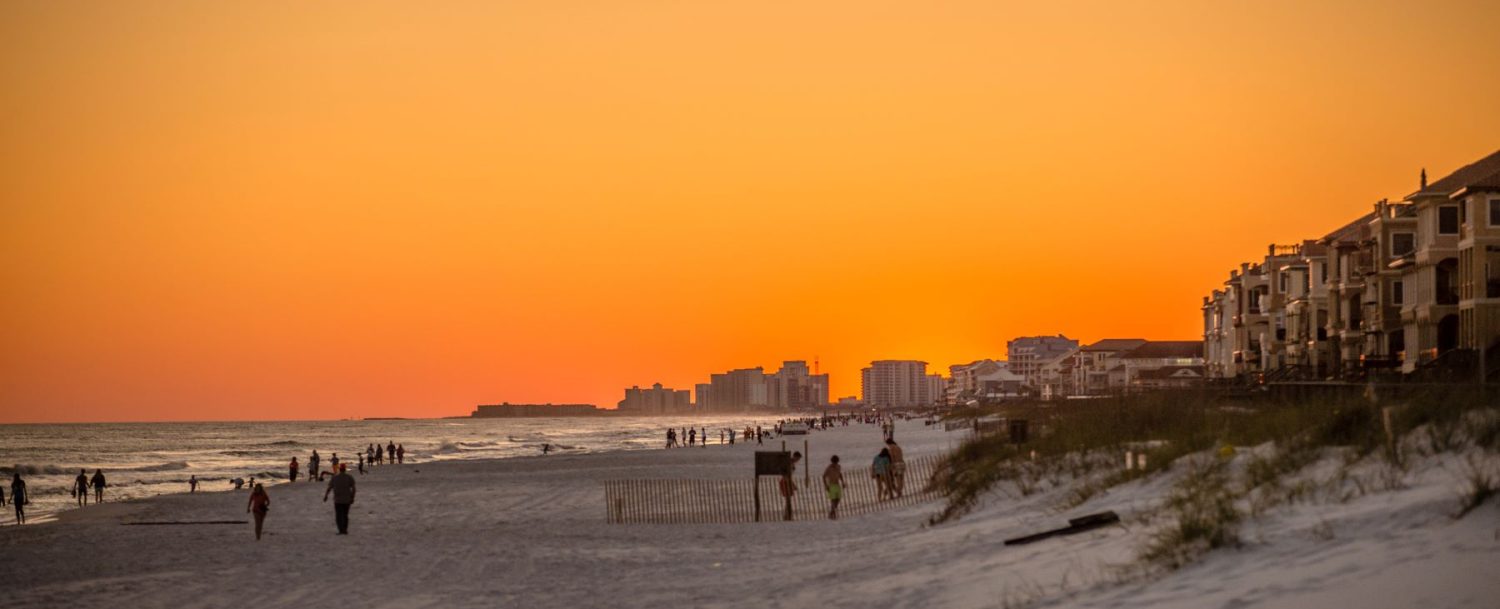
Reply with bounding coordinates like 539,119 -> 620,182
189,475 -> 198,493
823,455 -> 844,520
397,445 -> 405,464
289,457 -> 299,483
872,448 -> 893,500
310,450 -> 321,482
90,469 -> 106,503
11,474 -> 27,525
323,464 -> 357,535
73,470 -> 89,506
885,438 -> 906,498
247,483 -> 271,541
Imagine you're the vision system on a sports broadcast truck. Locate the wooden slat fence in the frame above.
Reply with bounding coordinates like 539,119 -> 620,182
604,454 -> 943,524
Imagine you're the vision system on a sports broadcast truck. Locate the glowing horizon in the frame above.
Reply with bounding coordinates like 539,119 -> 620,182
3,1 -> 1500,422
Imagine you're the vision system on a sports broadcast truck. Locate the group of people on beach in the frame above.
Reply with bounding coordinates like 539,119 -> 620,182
71,469 -> 108,506
242,441 -> 397,540
289,441 -> 404,484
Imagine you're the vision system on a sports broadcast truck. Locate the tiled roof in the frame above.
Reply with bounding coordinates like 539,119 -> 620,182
1407,149 -> 1500,199
1452,168 -> 1500,196
1321,211 -> 1375,244
1121,341 -> 1204,359
1135,366 -> 1204,380
1081,338 -> 1147,352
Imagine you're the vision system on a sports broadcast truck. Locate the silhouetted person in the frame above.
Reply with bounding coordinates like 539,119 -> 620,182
329,453 -> 339,473
885,438 -> 906,498
541,443 -> 552,455
247,483 -> 270,540
357,453 -> 365,474
367,444 -> 375,466
74,470 -> 89,506
11,474 -> 27,524
189,475 -> 198,493
823,455 -> 844,520
232,477 -> 245,490
396,444 -> 404,464
376,443 -> 384,464
310,451 -> 321,482
323,464 -> 356,534
289,457 -> 299,483
386,442 -> 396,465
91,469 -> 106,503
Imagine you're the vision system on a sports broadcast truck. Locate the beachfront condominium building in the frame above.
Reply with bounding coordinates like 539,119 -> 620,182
617,383 -> 693,415
766,360 -> 831,409
861,360 -> 931,408
704,367 -> 770,412
946,359 -> 1024,405
1203,149 -> 1500,383
693,383 -> 713,410
1071,339 -> 1147,395
1007,335 -> 1080,390
925,374 -> 946,407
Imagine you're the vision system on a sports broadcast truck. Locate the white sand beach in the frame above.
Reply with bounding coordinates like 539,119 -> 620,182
3,419 -> 1497,609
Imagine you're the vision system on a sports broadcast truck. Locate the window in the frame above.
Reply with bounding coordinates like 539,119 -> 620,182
1439,205 -> 1459,234
1391,233 -> 1415,257
1491,199 -> 1500,227
1392,280 -> 1404,305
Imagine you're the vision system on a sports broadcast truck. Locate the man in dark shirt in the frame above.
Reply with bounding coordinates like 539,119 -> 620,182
323,464 -> 357,534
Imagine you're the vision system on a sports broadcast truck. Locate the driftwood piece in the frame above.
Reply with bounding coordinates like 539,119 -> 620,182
1003,511 -> 1120,546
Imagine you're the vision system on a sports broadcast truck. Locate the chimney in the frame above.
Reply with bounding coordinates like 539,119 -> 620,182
1420,168 -> 1427,190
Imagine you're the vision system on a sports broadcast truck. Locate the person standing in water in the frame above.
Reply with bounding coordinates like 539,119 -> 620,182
823,455 -> 845,520
310,450 -> 321,482
11,474 -> 27,525
247,483 -> 270,541
289,457 -> 299,483
73,470 -> 89,507
323,464 -> 357,534
90,469 -> 106,503
189,475 -> 198,493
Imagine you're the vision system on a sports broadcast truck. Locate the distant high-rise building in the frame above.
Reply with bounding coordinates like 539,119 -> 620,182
694,383 -> 713,410
617,383 -> 692,414
767,360 -> 830,409
707,367 -> 769,412
860,360 -> 930,408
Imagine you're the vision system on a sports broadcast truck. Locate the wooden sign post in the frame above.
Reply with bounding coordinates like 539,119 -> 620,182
754,451 -> 792,522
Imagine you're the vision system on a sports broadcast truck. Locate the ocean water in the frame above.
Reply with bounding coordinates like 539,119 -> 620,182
0,415 -> 787,520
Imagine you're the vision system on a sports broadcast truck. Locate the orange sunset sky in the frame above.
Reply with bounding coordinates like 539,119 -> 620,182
3,1 -> 1499,423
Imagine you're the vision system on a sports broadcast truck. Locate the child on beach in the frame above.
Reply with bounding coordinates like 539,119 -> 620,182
358,454 -> 366,474
823,455 -> 844,520
872,448 -> 893,500
289,457 -> 299,483
247,483 -> 270,541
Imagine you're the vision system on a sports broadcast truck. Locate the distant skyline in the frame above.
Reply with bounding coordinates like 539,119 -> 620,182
4,1 -> 1500,422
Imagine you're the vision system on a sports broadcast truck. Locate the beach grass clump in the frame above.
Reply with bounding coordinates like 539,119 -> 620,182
1139,456 -> 1241,570
1455,454 -> 1497,519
